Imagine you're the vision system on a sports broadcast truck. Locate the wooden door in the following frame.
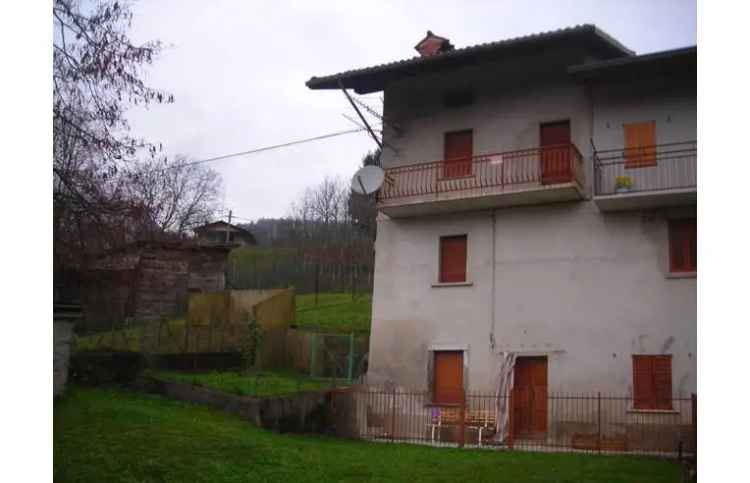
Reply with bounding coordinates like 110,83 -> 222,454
434,351 -> 464,404
512,356 -> 548,439
540,121 -> 571,184
443,130 -> 473,178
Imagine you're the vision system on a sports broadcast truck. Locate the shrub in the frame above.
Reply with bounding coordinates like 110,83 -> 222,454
615,176 -> 633,190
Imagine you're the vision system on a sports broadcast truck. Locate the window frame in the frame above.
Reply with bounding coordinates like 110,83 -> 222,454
668,218 -> 697,273
438,234 -> 468,284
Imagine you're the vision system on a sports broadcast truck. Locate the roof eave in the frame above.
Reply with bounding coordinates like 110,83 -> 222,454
306,25 -> 633,93
568,46 -> 696,81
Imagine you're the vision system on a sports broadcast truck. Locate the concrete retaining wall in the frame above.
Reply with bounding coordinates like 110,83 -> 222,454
132,376 -> 330,433
54,321 -> 75,397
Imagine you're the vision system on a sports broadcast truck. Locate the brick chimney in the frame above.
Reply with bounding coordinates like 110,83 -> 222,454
414,31 -> 455,57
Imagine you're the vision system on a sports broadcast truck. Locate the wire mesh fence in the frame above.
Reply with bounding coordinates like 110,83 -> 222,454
329,387 -> 696,457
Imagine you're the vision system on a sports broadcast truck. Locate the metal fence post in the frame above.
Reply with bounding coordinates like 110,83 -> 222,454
692,393 -> 697,458
390,387 -> 396,443
508,390 -> 515,450
597,392 -> 602,453
459,400 -> 466,448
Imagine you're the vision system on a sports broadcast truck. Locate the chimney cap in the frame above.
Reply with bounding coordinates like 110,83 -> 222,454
414,31 -> 454,57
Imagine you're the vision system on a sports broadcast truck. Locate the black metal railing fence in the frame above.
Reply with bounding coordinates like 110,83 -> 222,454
594,141 -> 697,196
328,386 -> 696,457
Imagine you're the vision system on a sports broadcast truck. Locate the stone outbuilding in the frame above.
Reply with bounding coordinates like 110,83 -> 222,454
80,240 -> 234,331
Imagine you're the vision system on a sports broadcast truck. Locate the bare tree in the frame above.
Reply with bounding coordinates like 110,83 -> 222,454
288,176 -> 348,243
124,157 -> 224,235
53,0 -> 172,167
53,0 -> 174,268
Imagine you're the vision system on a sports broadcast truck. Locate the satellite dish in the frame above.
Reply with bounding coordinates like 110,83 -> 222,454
351,165 -> 385,195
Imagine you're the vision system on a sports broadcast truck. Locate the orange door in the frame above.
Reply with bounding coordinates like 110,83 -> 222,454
434,351 -> 464,404
512,356 -> 548,438
540,121 -> 571,184
443,130 -> 473,178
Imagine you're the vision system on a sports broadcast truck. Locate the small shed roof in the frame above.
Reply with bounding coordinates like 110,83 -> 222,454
194,221 -> 256,240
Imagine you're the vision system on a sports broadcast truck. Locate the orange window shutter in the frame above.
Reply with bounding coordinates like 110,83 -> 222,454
624,123 -> 639,168
624,121 -> 657,168
440,236 -> 467,283
633,355 -> 655,409
640,121 -> 656,166
669,219 -> 697,272
653,355 -> 673,410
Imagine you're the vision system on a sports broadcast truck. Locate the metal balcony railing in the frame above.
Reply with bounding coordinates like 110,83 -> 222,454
593,141 -> 697,196
379,144 -> 584,202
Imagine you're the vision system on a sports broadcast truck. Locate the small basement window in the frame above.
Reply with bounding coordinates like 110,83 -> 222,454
669,219 -> 697,273
633,355 -> 673,410
439,235 -> 467,283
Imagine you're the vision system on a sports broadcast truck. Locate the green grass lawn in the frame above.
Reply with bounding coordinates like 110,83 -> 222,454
148,369 -> 334,397
295,293 -> 372,333
54,386 -> 683,483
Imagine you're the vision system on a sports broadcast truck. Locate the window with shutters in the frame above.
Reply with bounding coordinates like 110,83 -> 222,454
624,121 -> 657,168
632,355 -> 673,410
439,235 -> 467,283
669,219 -> 697,273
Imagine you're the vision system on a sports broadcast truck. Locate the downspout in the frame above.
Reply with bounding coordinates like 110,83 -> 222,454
489,210 -> 497,351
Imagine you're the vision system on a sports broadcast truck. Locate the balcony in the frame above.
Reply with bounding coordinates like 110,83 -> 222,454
377,144 -> 585,218
593,141 -> 696,212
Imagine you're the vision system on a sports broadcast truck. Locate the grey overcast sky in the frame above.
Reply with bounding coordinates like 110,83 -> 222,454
126,0 -> 696,222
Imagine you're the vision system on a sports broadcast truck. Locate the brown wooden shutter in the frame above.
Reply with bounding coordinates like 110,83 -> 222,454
653,355 -> 673,410
434,351 -> 464,404
624,121 -> 657,168
669,219 -> 697,272
443,131 -> 473,178
633,355 -> 673,410
439,235 -> 467,283
633,355 -> 655,409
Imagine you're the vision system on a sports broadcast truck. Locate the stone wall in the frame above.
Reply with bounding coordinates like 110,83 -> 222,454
81,242 -> 232,329
53,321 -> 75,397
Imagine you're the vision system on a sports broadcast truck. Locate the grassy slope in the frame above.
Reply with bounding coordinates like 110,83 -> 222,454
295,293 -> 372,334
54,387 -> 682,483
76,318 -> 187,352
148,370 -> 333,397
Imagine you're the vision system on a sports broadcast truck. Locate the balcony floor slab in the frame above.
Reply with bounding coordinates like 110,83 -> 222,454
593,188 -> 696,212
378,182 -> 584,218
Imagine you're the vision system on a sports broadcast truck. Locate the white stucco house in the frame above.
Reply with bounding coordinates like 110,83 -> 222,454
308,25 -> 696,440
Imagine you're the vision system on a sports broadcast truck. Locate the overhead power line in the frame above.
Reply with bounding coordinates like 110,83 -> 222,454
163,127 -> 365,171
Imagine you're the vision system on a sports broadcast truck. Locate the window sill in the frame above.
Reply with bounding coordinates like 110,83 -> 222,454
431,281 -> 474,288
666,271 -> 696,279
626,408 -> 679,415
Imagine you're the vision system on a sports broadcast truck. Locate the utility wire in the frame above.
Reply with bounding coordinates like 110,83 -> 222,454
161,127 -> 365,171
